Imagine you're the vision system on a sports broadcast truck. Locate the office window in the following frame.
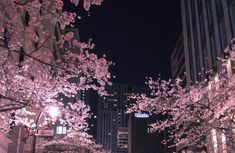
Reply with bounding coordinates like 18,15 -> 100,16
194,25 -> 201,81
221,132 -> 227,153
199,12 -> 206,41
227,0 -> 234,5
211,129 -> 218,153
198,0 -> 203,11
191,1 -> 196,24
193,26 -> 199,51
188,35 -> 195,83
185,0 -> 190,33
206,0 -> 214,27
195,52 -> 201,81
202,46 -> 209,72
215,0 -> 223,12
230,59 -> 235,75
210,32 -> 217,67
230,1 -> 235,36
56,126 -> 67,135
219,18 -> 227,50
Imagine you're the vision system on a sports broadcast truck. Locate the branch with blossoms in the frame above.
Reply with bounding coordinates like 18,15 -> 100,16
0,0 -> 112,111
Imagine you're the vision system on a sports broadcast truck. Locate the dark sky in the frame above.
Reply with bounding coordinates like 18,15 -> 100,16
76,0 -> 182,86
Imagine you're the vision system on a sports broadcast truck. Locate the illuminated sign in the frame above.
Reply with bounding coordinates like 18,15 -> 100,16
36,129 -> 54,137
134,112 -> 149,118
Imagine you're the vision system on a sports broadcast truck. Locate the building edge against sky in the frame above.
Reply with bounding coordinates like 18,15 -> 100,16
171,33 -> 186,86
181,0 -> 235,85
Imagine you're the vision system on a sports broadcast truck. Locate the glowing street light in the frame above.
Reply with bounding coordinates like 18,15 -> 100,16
32,105 -> 60,153
47,106 -> 60,119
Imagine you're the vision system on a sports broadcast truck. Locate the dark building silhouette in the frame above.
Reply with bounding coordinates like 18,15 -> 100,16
128,113 -> 174,153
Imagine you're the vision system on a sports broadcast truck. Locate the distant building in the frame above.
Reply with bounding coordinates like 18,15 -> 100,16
171,33 -> 186,86
181,0 -> 235,85
96,84 -> 149,153
128,113 -> 169,153
117,127 -> 128,153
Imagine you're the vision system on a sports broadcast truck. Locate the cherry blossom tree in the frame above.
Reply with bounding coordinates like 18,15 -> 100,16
128,40 -> 235,152
0,0 -> 111,152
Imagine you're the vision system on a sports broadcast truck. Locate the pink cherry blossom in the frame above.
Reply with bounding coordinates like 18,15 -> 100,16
0,0 -> 108,152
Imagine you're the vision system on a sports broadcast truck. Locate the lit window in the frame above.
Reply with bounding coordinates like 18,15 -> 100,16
56,126 -> 67,135
226,59 -> 232,77
214,74 -> 219,90
211,129 -> 218,153
230,2 -> 235,35
221,132 -> 227,153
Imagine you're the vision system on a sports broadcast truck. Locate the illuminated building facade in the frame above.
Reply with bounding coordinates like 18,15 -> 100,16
117,127 -> 128,153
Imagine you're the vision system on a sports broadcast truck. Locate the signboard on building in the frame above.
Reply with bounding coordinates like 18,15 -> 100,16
134,112 -> 149,118
36,129 -> 54,137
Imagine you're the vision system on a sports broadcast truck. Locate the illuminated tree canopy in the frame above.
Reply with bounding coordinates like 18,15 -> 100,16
0,0 -> 110,152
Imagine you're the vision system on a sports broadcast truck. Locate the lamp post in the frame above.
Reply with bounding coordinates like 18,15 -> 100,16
31,106 -> 60,153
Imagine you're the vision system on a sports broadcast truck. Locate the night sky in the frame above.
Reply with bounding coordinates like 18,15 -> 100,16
76,0 -> 182,86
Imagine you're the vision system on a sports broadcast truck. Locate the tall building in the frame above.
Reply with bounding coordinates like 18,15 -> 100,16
181,0 -> 235,85
177,0 -> 235,153
96,84 -> 149,153
171,33 -> 187,86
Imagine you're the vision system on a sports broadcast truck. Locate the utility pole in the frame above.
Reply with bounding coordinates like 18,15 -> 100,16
7,125 -> 27,153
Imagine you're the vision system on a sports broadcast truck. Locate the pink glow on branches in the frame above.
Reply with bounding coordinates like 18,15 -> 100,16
0,0 -> 109,152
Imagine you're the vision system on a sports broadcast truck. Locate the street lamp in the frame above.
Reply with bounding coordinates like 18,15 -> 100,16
31,106 -> 60,153
48,106 -> 60,119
